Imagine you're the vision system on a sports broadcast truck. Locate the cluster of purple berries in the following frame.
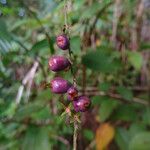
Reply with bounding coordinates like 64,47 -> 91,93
49,35 -> 91,112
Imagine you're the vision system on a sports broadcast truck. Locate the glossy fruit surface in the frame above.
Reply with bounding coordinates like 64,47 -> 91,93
56,35 -> 69,50
73,96 -> 91,112
49,56 -> 70,72
50,77 -> 71,94
67,86 -> 78,101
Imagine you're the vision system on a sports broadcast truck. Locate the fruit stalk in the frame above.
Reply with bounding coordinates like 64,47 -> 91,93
73,121 -> 78,150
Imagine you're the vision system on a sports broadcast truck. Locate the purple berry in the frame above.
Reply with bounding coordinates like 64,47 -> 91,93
50,77 -> 71,94
56,35 -> 69,50
67,86 -> 78,101
49,56 -> 70,72
73,96 -> 91,112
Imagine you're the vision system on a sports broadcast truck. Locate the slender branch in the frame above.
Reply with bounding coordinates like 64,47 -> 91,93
111,0 -> 122,44
16,60 -> 39,104
79,90 -> 149,106
89,1 -> 113,35
73,121 -> 78,150
85,140 -> 95,150
82,65 -> 86,94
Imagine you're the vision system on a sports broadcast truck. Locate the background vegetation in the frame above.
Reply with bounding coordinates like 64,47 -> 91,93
0,0 -> 150,149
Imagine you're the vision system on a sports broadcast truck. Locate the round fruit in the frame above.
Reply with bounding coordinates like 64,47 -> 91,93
50,77 -> 71,94
67,86 -> 78,101
56,35 -> 69,50
73,96 -> 91,112
49,56 -> 70,72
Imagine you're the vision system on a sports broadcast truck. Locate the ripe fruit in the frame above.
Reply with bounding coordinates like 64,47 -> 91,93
50,77 -> 71,94
56,35 -> 69,50
73,96 -> 91,112
67,86 -> 78,101
49,56 -> 70,72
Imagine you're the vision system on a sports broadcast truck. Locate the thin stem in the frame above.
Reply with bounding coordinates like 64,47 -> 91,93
68,46 -> 76,85
64,0 -> 68,28
63,1 -> 79,150
73,121 -> 78,150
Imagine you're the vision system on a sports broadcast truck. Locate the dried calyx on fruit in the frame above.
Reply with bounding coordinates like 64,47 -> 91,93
50,77 -> 71,94
67,86 -> 78,101
49,56 -> 71,72
56,34 -> 70,50
73,96 -> 91,112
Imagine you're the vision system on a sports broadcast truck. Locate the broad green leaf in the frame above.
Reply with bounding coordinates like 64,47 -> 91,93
70,36 -> 81,54
117,86 -> 133,101
22,126 -> 51,150
140,42 -> 150,50
82,49 -> 122,73
129,132 -> 150,150
92,96 -> 106,105
112,105 -> 138,121
0,19 -> 12,41
142,107 -> 150,125
129,123 -> 146,139
115,128 -> 130,150
127,51 -> 143,70
14,103 -> 43,120
99,97 -> 119,122
29,39 -> 54,56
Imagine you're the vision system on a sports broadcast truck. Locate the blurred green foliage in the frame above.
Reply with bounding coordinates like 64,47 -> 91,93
0,0 -> 150,149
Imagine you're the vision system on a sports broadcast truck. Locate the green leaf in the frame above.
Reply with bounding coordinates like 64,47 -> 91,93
36,89 -> 51,101
14,103 -> 43,120
99,82 -> 111,92
115,128 -> 130,150
129,132 -> 150,150
129,123 -> 146,139
84,129 -> 94,141
142,107 -> 150,125
0,19 -> 12,41
70,36 -> 81,54
127,51 -> 143,70
140,42 -> 150,50
99,97 -> 119,122
22,126 -> 51,150
29,38 -> 54,56
92,96 -> 105,105
82,49 -> 122,73
117,86 -> 133,101
81,1 -> 112,20
81,2 -> 100,19
31,39 -> 48,52
112,105 -> 138,121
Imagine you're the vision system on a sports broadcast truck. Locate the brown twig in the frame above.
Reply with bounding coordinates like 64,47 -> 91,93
16,60 -> 39,104
111,0 -> 122,45
85,140 -> 95,150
